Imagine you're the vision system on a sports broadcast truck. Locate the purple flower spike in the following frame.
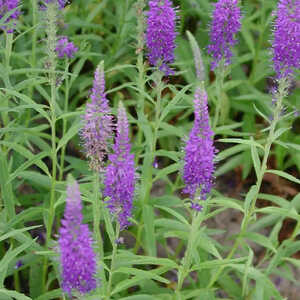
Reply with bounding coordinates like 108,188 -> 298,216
81,63 -> 113,171
208,0 -> 241,70
104,102 -> 135,230
183,87 -> 215,201
55,37 -> 78,59
272,0 -> 300,78
146,0 -> 178,75
0,0 -> 21,32
58,180 -> 97,296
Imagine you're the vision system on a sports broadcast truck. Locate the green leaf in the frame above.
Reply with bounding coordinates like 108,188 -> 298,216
160,84 -> 192,122
155,218 -> 189,232
6,207 -> 44,230
56,120 -> 82,151
223,80 -> 244,91
29,261 -> 43,298
0,152 -> 15,219
241,24 -> 255,55
258,193 -> 290,209
0,238 -> 36,273
0,142 -> 50,178
215,153 -> 244,177
8,151 -> 51,182
216,144 -> 249,161
273,127 -> 291,141
17,171 -> 51,188
143,205 -> 156,256
218,138 -> 264,149
183,289 -> 216,299
244,185 -> 258,212
117,253 -> 178,268
244,232 -> 277,253
256,207 -> 299,220
191,257 -> 247,271
0,88 -> 50,122
211,197 -> 244,213
114,267 -> 169,284
283,257 -> 300,268
153,163 -> 181,181
250,137 -> 261,179
155,205 -> 189,225
112,277 -> 145,295
155,149 -> 180,162
197,231 -> 222,259
119,296 -> 155,300
102,200 -> 115,245
266,169 -> 300,185
0,226 -> 41,243
35,289 -> 62,300
0,289 -> 32,300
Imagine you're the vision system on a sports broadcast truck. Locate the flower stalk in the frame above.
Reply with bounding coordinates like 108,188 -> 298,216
105,223 -> 120,300
208,78 -> 289,288
43,1 -> 59,291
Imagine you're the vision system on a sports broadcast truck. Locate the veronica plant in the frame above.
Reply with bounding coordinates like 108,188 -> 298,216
208,0 -> 300,290
104,102 -> 135,299
58,179 -> 97,297
208,0 -> 242,128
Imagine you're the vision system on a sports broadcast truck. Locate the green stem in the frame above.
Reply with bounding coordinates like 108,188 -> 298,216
106,223 -> 120,300
213,65 -> 225,130
42,2 -> 58,292
176,212 -> 201,297
93,172 -> 104,256
92,172 -> 107,289
143,72 -> 164,205
26,0 -> 38,127
208,79 -> 286,288
2,33 -> 13,133
59,62 -> 70,181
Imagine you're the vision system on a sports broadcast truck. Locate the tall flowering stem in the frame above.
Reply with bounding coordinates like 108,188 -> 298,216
183,85 -> 215,207
80,63 -> 112,286
272,0 -> 300,78
104,102 -> 135,299
43,1 -> 59,292
104,102 -> 135,230
208,0 -> 241,129
146,0 -> 178,75
208,1 -> 299,289
81,62 -> 113,171
177,85 -> 215,295
208,78 -> 289,289
58,41 -> 78,181
59,180 -> 97,296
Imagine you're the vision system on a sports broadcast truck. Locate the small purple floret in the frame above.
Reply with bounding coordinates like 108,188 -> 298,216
14,260 -> 23,269
44,0 -> 67,10
146,0 -> 178,75
183,87 -> 215,201
58,180 -> 97,296
208,0 -> 242,70
104,103 -> 135,230
272,0 -> 300,78
190,202 -> 203,212
55,37 -> 78,59
81,64 -> 113,171
0,0 -> 21,32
